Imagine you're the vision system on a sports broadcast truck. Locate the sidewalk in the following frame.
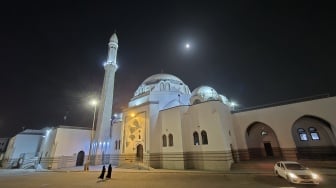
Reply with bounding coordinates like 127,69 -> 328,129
49,164 -> 336,176
2,162 -> 335,176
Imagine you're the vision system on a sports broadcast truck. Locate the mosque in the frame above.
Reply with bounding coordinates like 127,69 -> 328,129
1,33 -> 336,171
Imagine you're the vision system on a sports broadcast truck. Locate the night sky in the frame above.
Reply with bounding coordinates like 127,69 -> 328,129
1,1 -> 335,137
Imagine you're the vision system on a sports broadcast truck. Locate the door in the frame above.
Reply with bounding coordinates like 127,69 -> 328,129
76,151 -> 85,166
264,142 -> 274,156
136,144 -> 143,162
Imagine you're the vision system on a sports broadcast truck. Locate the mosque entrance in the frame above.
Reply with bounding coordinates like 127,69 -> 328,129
246,122 -> 281,159
76,151 -> 85,166
264,142 -> 274,156
136,144 -> 143,162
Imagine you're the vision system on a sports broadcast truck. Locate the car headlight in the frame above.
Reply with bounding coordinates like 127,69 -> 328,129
312,173 -> 319,180
288,172 -> 298,179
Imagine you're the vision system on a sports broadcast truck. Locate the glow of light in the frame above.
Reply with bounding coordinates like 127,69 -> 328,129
99,142 -> 102,145
90,99 -> 98,106
103,61 -> 118,69
230,102 -> 237,107
185,43 -> 190,49
131,113 -> 135,117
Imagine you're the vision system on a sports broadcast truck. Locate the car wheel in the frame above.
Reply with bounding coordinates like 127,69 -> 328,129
275,170 -> 280,177
286,175 -> 293,184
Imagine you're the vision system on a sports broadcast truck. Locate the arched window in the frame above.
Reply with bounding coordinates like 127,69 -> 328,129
193,131 -> 199,145
162,135 -> 167,147
309,127 -> 320,140
165,83 -> 171,91
118,140 -> 121,150
261,131 -> 268,136
160,82 -> 164,91
297,128 -> 308,141
115,140 -> 118,150
201,130 -> 208,145
168,134 -> 174,146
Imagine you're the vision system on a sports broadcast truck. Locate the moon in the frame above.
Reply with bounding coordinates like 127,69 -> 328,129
185,43 -> 190,49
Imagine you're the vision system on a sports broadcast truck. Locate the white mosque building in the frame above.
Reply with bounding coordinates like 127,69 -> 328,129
2,33 -> 336,171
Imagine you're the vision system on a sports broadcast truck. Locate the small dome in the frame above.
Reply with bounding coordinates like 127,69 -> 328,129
110,33 -> 118,43
190,86 -> 219,104
142,73 -> 184,85
219,94 -> 230,105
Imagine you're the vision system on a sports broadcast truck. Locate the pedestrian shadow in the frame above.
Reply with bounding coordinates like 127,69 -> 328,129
96,179 -> 106,183
96,178 -> 112,183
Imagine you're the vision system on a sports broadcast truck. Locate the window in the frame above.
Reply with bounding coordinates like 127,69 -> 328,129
193,131 -> 199,145
160,83 -> 164,91
162,135 -> 167,147
201,130 -> 208,145
298,128 -> 308,141
261,131 -> 268,136
168,134 -> 174,146
118,140 -> 121,150
115,140 -> 118,150
165,83 -> 170,91
309,127 -> 320,140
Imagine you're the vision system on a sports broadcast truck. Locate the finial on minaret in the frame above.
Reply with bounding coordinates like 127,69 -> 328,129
109,33 -> 118,44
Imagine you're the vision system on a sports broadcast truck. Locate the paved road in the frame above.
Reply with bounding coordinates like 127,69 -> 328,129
0,170 -> 335,188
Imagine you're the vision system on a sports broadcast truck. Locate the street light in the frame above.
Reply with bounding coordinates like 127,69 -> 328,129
85,99 -> 98,171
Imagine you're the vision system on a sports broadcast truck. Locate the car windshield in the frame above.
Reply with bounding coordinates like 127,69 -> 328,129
285,163 -> 307,170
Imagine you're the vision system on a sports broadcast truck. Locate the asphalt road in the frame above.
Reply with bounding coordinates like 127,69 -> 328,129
0,171 -> 335,188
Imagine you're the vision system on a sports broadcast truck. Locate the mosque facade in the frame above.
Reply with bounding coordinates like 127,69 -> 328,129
1,33 -> 336,171
109,73 -> 336,171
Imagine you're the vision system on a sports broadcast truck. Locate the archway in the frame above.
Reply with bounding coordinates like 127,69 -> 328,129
246,122 -> 282,159
136,144 -> 143,162
292,115 -> 336,160
76,151 -> 85,166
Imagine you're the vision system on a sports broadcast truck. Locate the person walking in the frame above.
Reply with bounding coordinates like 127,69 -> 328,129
98,165 -> 106,179
106,164 -> 112,179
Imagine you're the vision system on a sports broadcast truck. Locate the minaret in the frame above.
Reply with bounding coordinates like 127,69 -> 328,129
93,33 -> 118,162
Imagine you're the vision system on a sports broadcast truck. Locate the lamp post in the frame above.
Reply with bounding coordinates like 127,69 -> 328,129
85,99 -> 98,171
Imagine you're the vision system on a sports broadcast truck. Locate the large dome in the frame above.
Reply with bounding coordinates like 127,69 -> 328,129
130,73 -> 191,107
142,73 -> 184,85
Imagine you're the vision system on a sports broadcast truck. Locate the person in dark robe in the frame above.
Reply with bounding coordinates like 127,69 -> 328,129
106,164 -> 112,179
98,165 -> 106,179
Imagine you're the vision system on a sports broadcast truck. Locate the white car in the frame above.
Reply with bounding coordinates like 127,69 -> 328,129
274,161 -> 320,184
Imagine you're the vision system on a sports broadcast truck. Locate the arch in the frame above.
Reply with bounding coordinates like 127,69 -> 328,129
201,130 -> 208,145
165,82 -> 171,91
292,115 -> 336,160
245,122 -> 282,159
162,134 -> 167,147
168,134 -> 174,146
160,82 -> 164,91
76,151 -> 85,166
193,131 -> 199,145
136,144 -> 143,162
